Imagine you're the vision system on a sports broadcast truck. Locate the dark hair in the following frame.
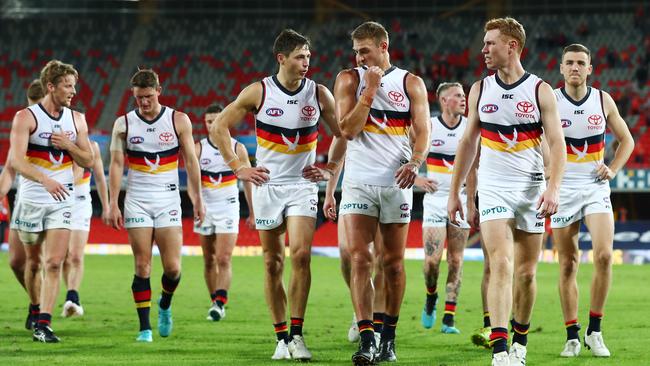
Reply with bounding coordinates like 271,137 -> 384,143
273,29 -> 310,57
351,21 -> 389,46
40,60 -> 78,89
205,103 -> 224,114
130,68 -> 160,88
562,43 -> 591,60
27,79 -> 44,103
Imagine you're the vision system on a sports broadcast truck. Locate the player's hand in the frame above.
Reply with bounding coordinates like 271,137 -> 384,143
466,201 -> 480,230
323,194 -> 337,221
447,193 -> 465,226
595,163 -> 616,181
101,208 -> 111,226
363,66 -> 384,92
246,213 -> 256,230
414,176 -> 438,193
108,203 -> 123,230
50,132 -> 75,151
193,200 -> 206,226
236,166 -> 270,186
302,164 -> 331,182
42,177 -> 70,201
537,186 -> 559,217
395,163 -> 418,189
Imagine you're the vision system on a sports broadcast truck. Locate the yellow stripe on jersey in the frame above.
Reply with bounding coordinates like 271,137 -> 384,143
427,164 -> 453,174
480,136 -> 542,153
128,161 -> 178,174
567,150 -> 604,163
363,124 -> 409,136
26,157 -> 73,171
202,179 -> 238,189
257,137 -> 317,154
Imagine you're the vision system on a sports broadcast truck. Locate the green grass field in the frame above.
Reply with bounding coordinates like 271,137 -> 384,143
0,254 -> 648,365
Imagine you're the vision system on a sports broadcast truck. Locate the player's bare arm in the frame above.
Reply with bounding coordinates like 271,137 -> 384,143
51,110 -> 94,168
0,154 -> 16,199
335,67 -> 383,140
448,81 -> 482,223
235,142 -> 256,229
175,111 -> 205,224
394,73 -> 430,189
302,84 -> 347,182
108,116 -> 126,229
211,82 -> 269,186
89,141 -> 111,224
596,91 -> 634,181
464,147 -> 481,229
537,82 -> 566,216
9,109 -> 69,201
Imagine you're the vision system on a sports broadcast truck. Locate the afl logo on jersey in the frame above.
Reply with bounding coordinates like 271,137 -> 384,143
200,158 -> 211,165
129,136 -> 144,144
266,108 -> 284,117
561,119 -> 572,128
39,132 -> 52,139
481,104 -> 498,113
431,139 -> 445,146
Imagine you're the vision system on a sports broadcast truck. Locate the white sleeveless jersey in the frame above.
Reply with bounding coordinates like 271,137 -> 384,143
477,72 -> 545,190
255,76 -> 320,185
555,87 -> 606,186
344,66 -> 412,187
75,167 -> 92,198
19,103 -> 77,204
426,115 -> 467,195
199,137 -> 239,204
124,106 -> 180,196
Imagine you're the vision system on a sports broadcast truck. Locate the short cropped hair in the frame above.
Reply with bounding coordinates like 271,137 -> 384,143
205,103 -> 224,114
351,21 -> 389,46
40,60 -> 78,89
484,17 -> 526,53
436,82 -> 463,99
273,29 -> 310,57
27,79 -> 44,103
562,43 -> 591,60
130,68 -> 160,89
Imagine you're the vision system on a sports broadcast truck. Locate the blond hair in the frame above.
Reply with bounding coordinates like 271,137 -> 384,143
351,21 -> 389,46
40,60 -> 78,89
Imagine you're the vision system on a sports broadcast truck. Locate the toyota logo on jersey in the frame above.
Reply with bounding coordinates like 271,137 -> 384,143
302,106 -> 316,117
481,104 -> 498,113
516,101 -> 535,113
159,132 -> 174,142
588,115 -> 603,125
388,91 -> 404,103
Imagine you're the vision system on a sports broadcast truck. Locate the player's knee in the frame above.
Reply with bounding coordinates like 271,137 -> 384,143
67,254 -> 84,268
44,257 -> 64,273
560,255 -> 579,278
9,256 -> 25,273
350,250 -> 373,270
135,261 -> 152,277
491,256 -> 514,277
447,256 -> 463,273
291,248 -> 311,269
383,255 -> 404,279
203,253 -> 217,269
593,250 -> 612,270
516,266 -> 536,286
264,254 -> 284,277
216,254 -> 232,269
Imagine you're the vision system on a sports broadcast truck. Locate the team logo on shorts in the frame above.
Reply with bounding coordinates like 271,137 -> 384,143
129,136 -> 145,144
535,212 -> 545,219
431,139 -> 445,146
63,212 -> 71,218
481,206 -> 507,216
481,104 -> 498,113
561,119 -> 572,128
266,108 -> 284,117
400,203 -> 410,211
225,219 -> 233,225
200,158 -> 211,165
169,210 -> 178,216
603,197 -> 610,204
309,198 -> 318,205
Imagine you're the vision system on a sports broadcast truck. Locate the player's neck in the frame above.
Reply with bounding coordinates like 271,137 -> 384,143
40,95 -> 64,116
440,111 -> 460,127
139,105 -> 162,120
497,60 -> 526,84
276,71 -> 303,92
564,83 -> 589,101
